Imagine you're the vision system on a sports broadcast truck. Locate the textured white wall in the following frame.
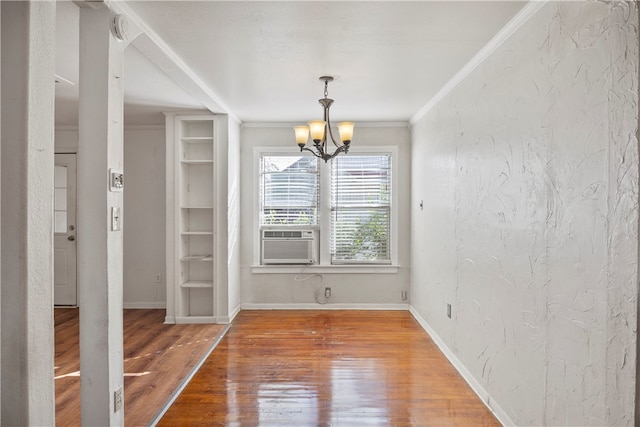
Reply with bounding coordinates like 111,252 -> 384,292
240,125 -> 411,306
123,128 -> 166,307
411,2 -> 638,425
55,128 -> 167,308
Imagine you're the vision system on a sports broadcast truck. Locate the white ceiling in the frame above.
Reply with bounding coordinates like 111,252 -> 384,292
55,1 -> 525,126
55,1 -> 205,126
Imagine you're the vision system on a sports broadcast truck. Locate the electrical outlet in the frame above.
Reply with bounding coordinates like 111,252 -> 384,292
447,303 -> 452,319
401,290 -> 408,301
155,273 -> 161,283
114,386 -> 123,412
324,287 -> 331,298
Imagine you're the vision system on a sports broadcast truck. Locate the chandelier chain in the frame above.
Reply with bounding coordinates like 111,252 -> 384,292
324,80 -> 329,99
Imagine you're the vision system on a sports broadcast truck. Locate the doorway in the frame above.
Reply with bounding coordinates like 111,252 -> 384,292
54,153 -> 77,306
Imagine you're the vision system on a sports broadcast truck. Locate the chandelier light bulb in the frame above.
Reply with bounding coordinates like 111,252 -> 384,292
294,126 -> 310,147
308,120 -> 326,143
338,122 -> 354,144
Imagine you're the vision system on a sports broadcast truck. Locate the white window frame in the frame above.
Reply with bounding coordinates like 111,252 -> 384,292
329,153 -> 393,265
252,145 -> 399,273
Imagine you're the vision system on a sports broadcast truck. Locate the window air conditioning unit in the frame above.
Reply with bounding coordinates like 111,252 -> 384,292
261,230 -> 317,265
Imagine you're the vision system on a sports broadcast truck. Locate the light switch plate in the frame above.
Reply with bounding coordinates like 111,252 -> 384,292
111,206 -> 121,231
114,386 -> 123,412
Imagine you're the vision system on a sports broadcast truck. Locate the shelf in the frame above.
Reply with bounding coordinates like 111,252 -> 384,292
181,231 -> 213,235
180,280 -> 213,288
181,255 -> 213,261
181,159 -> 213,164
181,136 -> 213,142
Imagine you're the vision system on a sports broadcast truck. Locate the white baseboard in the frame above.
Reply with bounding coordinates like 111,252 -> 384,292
228,304 -> 241,323
123,302 -> 166,309
241,303 -> 409,311
163,307 -> 240,325
216,315 -> 231,324
408,306 -> 514,426
175,316 -> 218,324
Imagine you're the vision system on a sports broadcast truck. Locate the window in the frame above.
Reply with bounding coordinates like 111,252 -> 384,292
257,149 -> 395,267
331,155 -> 391,264
260,155 -> 319,226
54,165 -> 68,233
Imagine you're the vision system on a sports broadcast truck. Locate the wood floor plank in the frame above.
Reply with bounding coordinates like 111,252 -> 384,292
54,308 -> 226,427
158,310 -> 500,426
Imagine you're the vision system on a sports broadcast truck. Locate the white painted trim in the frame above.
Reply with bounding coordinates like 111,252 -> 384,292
408,306 -> 514,426
241,303 -> 409,311
55,73 -> 76,86
54,148 -> 77,154
252,147 -> 261,264
123,124 -> 165,131
164,316 -> 176,324
242,121 -> 410,129
112,3 -> 240,123
228,304 -> 242,323
251,265 -> 400,274
148,324 -> 231,427
162,109 -> 211,118
56,124 -> 166,131
123,302 -> 166,309
410,0 -> 547,124
174,316 -> 218,324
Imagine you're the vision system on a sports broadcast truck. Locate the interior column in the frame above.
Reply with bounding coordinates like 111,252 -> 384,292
0,1 -> 56,425
77,4 -> 125,425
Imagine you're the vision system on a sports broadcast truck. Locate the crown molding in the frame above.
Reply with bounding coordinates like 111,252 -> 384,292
55,124 -> 166,131
410,0 -> 547,125
242,121 -> 409,129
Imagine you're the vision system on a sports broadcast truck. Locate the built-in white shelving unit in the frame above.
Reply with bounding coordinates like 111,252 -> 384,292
165,112 -> 233,325
167,114 -> 216,322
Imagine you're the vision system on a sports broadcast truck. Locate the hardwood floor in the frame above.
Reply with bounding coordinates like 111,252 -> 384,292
158,310 -> 500,426
54,308 -> 226,427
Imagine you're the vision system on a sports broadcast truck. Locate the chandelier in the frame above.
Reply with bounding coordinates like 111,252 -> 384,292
294,76 -> 354,162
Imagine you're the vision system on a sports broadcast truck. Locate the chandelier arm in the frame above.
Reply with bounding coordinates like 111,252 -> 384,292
300,146 -> 323,159
322,145 -> 348,162
301,144 -> 347,162
323,100 -> 342,149
326,121 -> 341,149
314,140 -> 326,158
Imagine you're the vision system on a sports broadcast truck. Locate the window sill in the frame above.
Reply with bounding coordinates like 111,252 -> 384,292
251,265 -> 399,274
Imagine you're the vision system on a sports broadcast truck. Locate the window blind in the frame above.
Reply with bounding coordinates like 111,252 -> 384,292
260,155 -> 319,225
331,155 -> 391,264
